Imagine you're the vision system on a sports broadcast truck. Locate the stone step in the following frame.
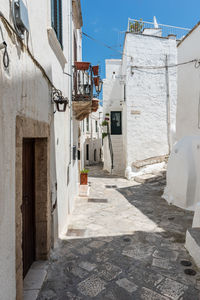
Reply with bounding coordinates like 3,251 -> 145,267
185,228 -> 200,268
134,173 -> 165,184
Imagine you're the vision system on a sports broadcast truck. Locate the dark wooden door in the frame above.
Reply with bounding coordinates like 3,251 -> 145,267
22,139 -> 35,278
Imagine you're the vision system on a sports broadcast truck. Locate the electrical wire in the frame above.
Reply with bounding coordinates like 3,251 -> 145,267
82,32 -> 133,59
82,31 -> 200,70
132,59 -> 200,70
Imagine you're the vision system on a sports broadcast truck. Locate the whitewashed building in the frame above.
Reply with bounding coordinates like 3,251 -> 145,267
80,106 -> 103,167
163,22 -> 200,268
0,0 -> 84,299
103,19 -> 178,178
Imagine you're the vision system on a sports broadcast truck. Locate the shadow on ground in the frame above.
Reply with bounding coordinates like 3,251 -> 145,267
37,231 -> 200,300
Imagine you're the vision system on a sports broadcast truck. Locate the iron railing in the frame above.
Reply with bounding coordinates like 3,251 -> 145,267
128,18 -> 191,40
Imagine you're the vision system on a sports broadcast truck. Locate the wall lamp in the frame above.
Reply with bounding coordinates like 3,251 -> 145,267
52,88 -> 68,112
94,78 -> 103,95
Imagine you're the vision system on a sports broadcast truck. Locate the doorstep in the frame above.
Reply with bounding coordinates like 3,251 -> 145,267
23,261 -> 49,300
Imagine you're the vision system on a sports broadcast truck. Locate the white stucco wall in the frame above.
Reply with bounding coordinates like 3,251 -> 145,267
164,24 -> 200,211
0,0 -> 81,298
124,33 -> 177,169
103,34 -> 177,177
177,25 -> 200,139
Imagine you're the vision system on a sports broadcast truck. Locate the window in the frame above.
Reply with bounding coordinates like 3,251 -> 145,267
111,111 -> 122,135
86,117 -> 89,132
51,0 -> 63,47
95,121 -> 98,132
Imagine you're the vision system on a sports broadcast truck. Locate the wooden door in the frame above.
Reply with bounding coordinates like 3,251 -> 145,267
22,139 -> 35,278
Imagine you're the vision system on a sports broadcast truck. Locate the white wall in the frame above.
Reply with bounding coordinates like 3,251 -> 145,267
164,24 -> 200,211
177,25 -> 200,139
103,34 -> 177,177
123,33 -> 177,169
0,0 -> 81,298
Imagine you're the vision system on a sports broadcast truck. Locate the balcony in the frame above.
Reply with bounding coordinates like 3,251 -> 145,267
72,62 -> 101,120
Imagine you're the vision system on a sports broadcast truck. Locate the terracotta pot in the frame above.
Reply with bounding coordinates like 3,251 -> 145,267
92,65 -> 99,76
93,76 -> 100,86
91,99 -> 99,112
80,173 -> 88,185
75,62 -> 90,70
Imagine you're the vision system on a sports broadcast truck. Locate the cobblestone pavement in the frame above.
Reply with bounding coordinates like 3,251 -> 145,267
38,165 -> 200,300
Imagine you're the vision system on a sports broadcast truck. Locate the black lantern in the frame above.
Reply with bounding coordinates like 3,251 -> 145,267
95,79 -> 103,95
52,88 -> 68,112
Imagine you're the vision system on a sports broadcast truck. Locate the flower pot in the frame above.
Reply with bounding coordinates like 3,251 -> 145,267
75,62 -> 90,70
80,173 -> 88,185
92,66 -> 99,76
93,76 -> 100,86
91,99 -> 99,112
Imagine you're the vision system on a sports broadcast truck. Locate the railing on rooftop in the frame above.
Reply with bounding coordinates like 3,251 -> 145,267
128,18 -> 191,40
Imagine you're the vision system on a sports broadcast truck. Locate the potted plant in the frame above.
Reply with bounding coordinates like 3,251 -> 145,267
75,62 -> 90,70
102,120 -> 108,126
102,132 -> 108,139
80,168 -> 89,185
92,65 -> 99,76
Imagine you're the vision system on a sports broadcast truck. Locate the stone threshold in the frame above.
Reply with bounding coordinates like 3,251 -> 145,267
23,261 -> 49,300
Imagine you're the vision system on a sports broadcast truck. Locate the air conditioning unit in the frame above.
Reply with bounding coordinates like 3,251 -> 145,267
12,0 -> 29,39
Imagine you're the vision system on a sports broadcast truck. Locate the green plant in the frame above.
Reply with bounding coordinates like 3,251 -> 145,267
102,132 -> 108,139
105,113 -> 110,116
102,120 -> 108,126
80,168 -> 89,174
130,19 -> 144,33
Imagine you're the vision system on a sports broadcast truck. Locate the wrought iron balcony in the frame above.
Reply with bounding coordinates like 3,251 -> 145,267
72,61 -> 102,120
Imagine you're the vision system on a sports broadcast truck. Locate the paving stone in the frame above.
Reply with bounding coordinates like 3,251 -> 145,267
152,258 -> 174,270
141,287 -> 169,300
38,165 -> 200,300
122,244 -> 154,260
79,261 -> 96,272
70,266 -> 88,279
77,275 -> 105,297
75,246 -> 91,255
116,278 -> 138,293
153,249 -> 179,261
88,240 -> 105,249
98,262 -> 122,281
157,278 -> 188,300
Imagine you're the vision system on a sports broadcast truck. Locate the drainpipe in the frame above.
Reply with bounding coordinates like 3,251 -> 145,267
165,55 -> 171,154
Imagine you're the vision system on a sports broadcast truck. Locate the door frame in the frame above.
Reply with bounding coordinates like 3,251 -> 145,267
16,116 -> 51,300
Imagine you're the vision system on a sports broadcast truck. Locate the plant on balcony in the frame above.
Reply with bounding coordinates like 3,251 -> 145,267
75,61 -> 90,70
130,19 -> 144,33
80,168 -> 89,185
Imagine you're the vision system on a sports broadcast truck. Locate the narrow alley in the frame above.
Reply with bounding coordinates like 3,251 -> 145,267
37,166 -> 200,300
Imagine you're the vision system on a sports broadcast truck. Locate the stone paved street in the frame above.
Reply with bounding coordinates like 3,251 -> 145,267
38,166 -> 200,300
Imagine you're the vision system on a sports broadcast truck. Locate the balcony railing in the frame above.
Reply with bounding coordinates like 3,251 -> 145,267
127,18 -> 191,40
73,62 -> 93,102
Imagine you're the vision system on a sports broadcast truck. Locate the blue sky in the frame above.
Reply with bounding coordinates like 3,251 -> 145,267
81,0 -> 200,81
